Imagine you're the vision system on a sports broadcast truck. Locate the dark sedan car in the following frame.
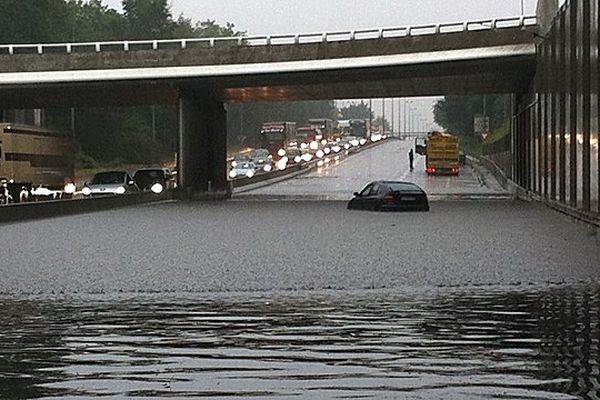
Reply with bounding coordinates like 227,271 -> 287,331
348,181 -> 429,211
134,168 -> 174,194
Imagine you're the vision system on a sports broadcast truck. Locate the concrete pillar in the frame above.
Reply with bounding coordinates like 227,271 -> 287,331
178,90 -> 229,199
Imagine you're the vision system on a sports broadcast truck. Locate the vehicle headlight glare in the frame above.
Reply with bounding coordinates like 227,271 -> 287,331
151,183 -> 164,194
359,139 -> 367,145
324,147 -> 331,154
294,156 -> 302,163
116,186 -> 126,195
309,141 -> 319,151
277,148 -> 286,157
263,164 -> 272,172
82,187 -> 92,196
246,170 -> 255,178
231,160 -> 238,168
316,150 -> 325,159
229,170 -> 238,178
300,143 -> 308,149
64,183 -> 76,194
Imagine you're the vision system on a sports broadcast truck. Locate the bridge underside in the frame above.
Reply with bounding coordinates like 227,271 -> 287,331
0,44 -> 535,108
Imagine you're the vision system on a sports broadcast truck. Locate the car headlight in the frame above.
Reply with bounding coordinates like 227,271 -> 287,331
317,160 -> 324,167
231,160 -> 238,168
309,141 -> 319,151
276,159 -> 287,171
116,186 -> 126,195
316,150 -> 325,159
294,155 -> 302,163
321,139 -> 328,146
64,183 -> 76,194
246,170 -> 255,178
344,144 -> 351,150
359,139 -> 367,145
351,140 -> 360,147
151,183 -> 164,194
277,148 -> 286,157
263,164 -> 272,172
324,147 -> 331,154
300,142 -> 308,149
333,146 -> 341,153
229,170 -> 238,178
302,153 -> 313,162
82,187 -> 92,196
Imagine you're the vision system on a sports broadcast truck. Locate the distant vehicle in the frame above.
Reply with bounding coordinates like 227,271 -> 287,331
229,162 -> 258,179
82,171 -> 139,197
425,131 -> 460,175
348,181 -> 429,212
249,148 -> 273,172
338,119 -> 370,141
0,123 -> 75,203
260,122 -> 297,160
308,118 -> 335,141
134,168 -> 174,194
231,153 -> 252,168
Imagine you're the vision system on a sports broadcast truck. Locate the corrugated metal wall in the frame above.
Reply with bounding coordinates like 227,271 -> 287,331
514,0 -> 599,214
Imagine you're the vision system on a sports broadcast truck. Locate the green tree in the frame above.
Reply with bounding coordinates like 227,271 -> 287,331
338,101 -> 373,120
0,0 -> 71,44
122,0 -> 174,39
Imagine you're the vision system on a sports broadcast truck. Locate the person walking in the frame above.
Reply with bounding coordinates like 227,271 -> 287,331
408,148 -> 414,171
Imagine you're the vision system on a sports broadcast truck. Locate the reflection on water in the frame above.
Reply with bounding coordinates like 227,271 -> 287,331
0,285 -> 598,399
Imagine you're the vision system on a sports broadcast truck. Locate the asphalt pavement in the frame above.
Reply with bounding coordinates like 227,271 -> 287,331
235,139 -> 508,200
0,199 -> 598,296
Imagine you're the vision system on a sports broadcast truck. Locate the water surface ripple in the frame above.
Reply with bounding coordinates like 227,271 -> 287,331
1,285 -> 598,399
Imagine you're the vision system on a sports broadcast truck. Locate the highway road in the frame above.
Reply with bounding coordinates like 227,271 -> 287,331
1,138 -> 599,400
235,139 -> 507,200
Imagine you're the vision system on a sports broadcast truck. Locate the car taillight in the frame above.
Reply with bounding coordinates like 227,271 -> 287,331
427,167 -> 436,174
383,194 -> 395,203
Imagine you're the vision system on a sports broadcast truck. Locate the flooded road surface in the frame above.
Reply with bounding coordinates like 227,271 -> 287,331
1,284 -> 599,400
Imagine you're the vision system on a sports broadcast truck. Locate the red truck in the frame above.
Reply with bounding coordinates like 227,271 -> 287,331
260,122 -> 297,160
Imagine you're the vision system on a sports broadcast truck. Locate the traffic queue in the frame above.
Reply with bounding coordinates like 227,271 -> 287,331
228,118 -> 388,180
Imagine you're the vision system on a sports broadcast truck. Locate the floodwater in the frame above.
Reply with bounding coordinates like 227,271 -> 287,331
1,284 -> 598,400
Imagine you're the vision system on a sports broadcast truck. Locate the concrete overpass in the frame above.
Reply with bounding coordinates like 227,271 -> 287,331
0,16 -> 538,197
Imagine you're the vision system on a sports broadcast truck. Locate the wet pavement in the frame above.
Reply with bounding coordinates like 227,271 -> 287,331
1,284 -> 599,399
235,139 -> 508,200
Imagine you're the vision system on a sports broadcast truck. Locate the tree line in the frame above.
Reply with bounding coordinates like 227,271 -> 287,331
433,95 -> 512,153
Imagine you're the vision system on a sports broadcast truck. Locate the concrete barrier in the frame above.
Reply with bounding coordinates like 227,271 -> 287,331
0,191 -> 173,224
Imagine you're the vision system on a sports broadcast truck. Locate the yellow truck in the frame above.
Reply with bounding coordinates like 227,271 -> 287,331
425,131 -> 460,175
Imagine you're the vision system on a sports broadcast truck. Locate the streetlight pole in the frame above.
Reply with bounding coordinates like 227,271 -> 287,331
520,0 -> 524,15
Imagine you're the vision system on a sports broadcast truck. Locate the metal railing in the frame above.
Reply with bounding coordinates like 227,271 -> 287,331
0,15 -> 536,56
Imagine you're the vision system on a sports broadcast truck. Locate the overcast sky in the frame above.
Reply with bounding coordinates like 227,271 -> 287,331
101,0 -> 540,128
104,0 -> 539,36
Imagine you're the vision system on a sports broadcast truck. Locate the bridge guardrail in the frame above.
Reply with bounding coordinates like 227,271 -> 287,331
0,16 -> 537,56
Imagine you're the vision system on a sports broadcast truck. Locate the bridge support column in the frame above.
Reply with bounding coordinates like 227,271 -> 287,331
178,90 -> 230,199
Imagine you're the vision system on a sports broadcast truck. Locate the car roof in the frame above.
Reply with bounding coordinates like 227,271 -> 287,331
372,181 -> 424,189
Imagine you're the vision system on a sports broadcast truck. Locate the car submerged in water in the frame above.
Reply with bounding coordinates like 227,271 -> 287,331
348,181 -> 429,212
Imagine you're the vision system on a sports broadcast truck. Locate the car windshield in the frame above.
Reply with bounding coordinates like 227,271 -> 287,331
90,172 -> 125,185
387,182 -> 422,192
135,170 -> 162,180
251,150 -> 269,158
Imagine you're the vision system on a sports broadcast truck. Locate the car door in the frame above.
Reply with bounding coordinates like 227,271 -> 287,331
352,184 -> 373,210
363,183 -> 382,210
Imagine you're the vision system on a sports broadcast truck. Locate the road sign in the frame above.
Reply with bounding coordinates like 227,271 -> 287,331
474,115 -> 490,135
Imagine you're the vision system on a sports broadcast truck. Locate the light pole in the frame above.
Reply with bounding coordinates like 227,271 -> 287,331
520,0 -> 524,15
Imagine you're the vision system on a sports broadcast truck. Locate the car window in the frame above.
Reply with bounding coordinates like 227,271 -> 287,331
91,172 -> 125,185
360,184 -> 373,196
368,184 -> 380,196
388,182 -> 422,192
377,185 -> 389,195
